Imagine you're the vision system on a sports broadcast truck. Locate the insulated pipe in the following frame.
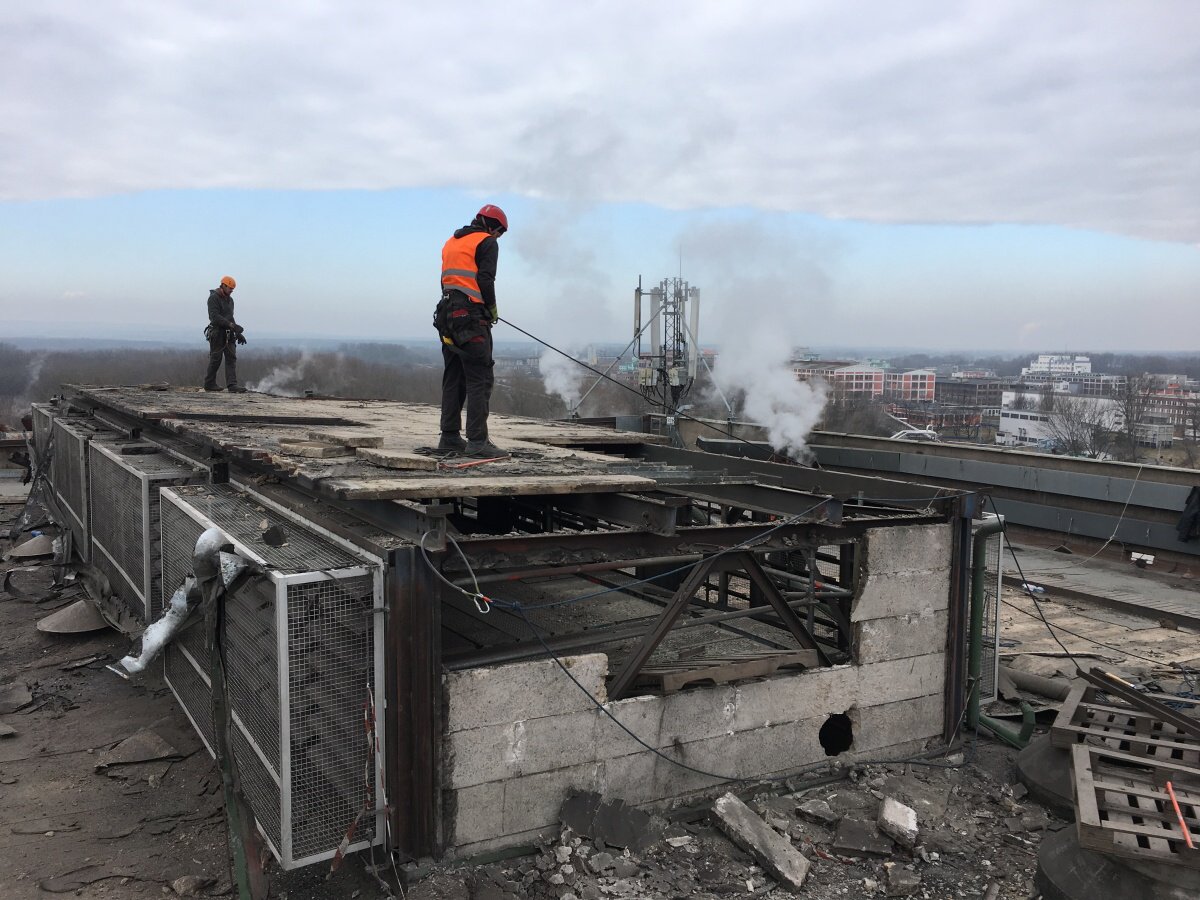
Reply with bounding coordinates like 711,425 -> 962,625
687,287 -> 700,381
115,528 -> 254,677
967,517 -> 1035,748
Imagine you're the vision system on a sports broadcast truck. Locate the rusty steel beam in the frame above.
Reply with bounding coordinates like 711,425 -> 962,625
445,513 -> 909,575
386,546 -> 443,860
547,491 -> 686,536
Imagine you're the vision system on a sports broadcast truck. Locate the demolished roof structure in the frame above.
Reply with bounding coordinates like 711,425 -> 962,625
29,384 -> 977,868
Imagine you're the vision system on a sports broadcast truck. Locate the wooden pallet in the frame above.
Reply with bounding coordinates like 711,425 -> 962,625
1052,682 -> 1200,765
634,649 -> 819,693
1072,743 -> 1200,869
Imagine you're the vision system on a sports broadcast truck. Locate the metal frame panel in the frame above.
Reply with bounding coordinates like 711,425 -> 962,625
158,485 -> 385,870
89,442 -> 202,622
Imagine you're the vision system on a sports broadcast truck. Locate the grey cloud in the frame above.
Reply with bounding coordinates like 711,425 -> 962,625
2,1 -> 1198,241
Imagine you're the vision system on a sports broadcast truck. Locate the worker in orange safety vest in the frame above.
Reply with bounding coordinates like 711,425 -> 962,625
433,204 -> 509,458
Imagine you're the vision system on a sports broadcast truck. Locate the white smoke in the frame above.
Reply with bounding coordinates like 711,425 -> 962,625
249,350 -> 316,396
539,349 -> 584,412
679,215 -> 837,460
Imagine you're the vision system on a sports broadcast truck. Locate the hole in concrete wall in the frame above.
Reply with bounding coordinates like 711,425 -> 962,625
819,712 -> 854,756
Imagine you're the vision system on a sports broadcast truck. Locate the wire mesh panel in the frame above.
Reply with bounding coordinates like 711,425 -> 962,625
286,574 -> 376,861
50,417 -> 119,563
158,485 -> 383,870
978,513 -> 1005,703
31,405 -> 55,473
89,443 -> 202,623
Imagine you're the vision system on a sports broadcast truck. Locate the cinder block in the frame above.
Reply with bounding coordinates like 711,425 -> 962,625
595,695 -> 665,760
856,609 -> 949,664
857,654 -> 945,708
448,781 -> 505,845
863,523 -> 952,576
733,666 -> 859,731
851,568 -> 950,622
598,748 -> 661,803
657,684 -> 738,745
501,762 -> 603,835
447,708 -> 600,788
737,717 -> 827,778
852,694 -> 943,753
445,653 -> 608,732
447,824 -> 553,858
650,733 -> 744,799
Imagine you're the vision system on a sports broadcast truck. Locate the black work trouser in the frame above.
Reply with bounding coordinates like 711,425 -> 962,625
203,332 -> 238,389
440,330 -> 494,442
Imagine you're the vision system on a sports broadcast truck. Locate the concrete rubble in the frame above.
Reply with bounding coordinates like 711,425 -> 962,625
712,791 -> 811,891
877,797 -> 919,848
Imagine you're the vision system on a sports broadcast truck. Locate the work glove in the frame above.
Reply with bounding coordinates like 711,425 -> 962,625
236,333 -> 247,345
232,323 -> 245,334
487,305 -> 498,325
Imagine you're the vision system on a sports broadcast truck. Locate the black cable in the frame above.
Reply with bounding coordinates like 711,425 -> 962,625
498,316 -> 811,460
985,495 -> 1083,672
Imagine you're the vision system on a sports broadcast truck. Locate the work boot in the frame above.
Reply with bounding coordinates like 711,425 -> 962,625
464,440 -> 508,459
203,385 -> 223,392
227,385 -> 248,393
437,433 -> 467,453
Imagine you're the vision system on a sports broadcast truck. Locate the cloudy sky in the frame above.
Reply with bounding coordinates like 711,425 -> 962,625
2,1 -> 1198,352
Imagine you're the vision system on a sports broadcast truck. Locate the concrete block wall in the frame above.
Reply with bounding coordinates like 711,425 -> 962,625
443,522 -> 954,857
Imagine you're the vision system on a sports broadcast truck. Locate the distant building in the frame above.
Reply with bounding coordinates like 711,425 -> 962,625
1021,354 -> 1092,377
951,368 -> 997,379
995,389 -> 1123,450
792,360 -> 934,401
935,378 -> 1010,408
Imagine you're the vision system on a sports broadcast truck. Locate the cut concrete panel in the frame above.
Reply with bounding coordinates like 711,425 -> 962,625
448,780 -> 505,845
501,762 -> 603,835
445,653 -> 608,732
853,694 -> 943,754
596,695 -> 665,759
713,792 -> 811,891
857,654 -> 944,708
856,609 -> 949,664
657,684 -> 738,745
851,568 -> 950,622
863,523 -> 952,577
446,708 -> 600,789
737,717 -> 827,778
447,824 -> 553,860
732,666 -> 858,731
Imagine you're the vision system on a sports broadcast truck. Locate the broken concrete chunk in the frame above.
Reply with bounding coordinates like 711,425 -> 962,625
558,790 -> 662,851
171,875 -> 213,897
0,721 -> 15,738
712,792 -> 810,892
796,798 -> 841,826
95,728 -> 180,770
884,863 -> 921,897
0,682 -> 33,714
356,446 -> 439,471
833,817 -> 895,858
878,797 -> 919,848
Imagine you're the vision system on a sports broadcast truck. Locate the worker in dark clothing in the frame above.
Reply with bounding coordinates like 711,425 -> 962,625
433,205 -> 508,457
203,275 -> 247,393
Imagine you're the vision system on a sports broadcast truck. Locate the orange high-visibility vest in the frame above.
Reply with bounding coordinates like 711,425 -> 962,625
440,231 -> 489,304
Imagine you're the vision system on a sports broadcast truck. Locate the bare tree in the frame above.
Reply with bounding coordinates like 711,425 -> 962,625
1114,374 -> 1155,461
1042,394 -> 1119,458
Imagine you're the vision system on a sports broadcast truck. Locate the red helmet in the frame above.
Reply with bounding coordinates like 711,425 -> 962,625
476,204 -> 508,233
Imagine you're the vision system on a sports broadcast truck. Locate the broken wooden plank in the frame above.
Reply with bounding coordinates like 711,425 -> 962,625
636,650 -> 819,693
1072,744 -> 1200,869
356,447 -> 439,471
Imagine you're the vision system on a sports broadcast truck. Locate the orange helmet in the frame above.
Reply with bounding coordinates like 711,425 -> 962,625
220,275 -> 236,289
